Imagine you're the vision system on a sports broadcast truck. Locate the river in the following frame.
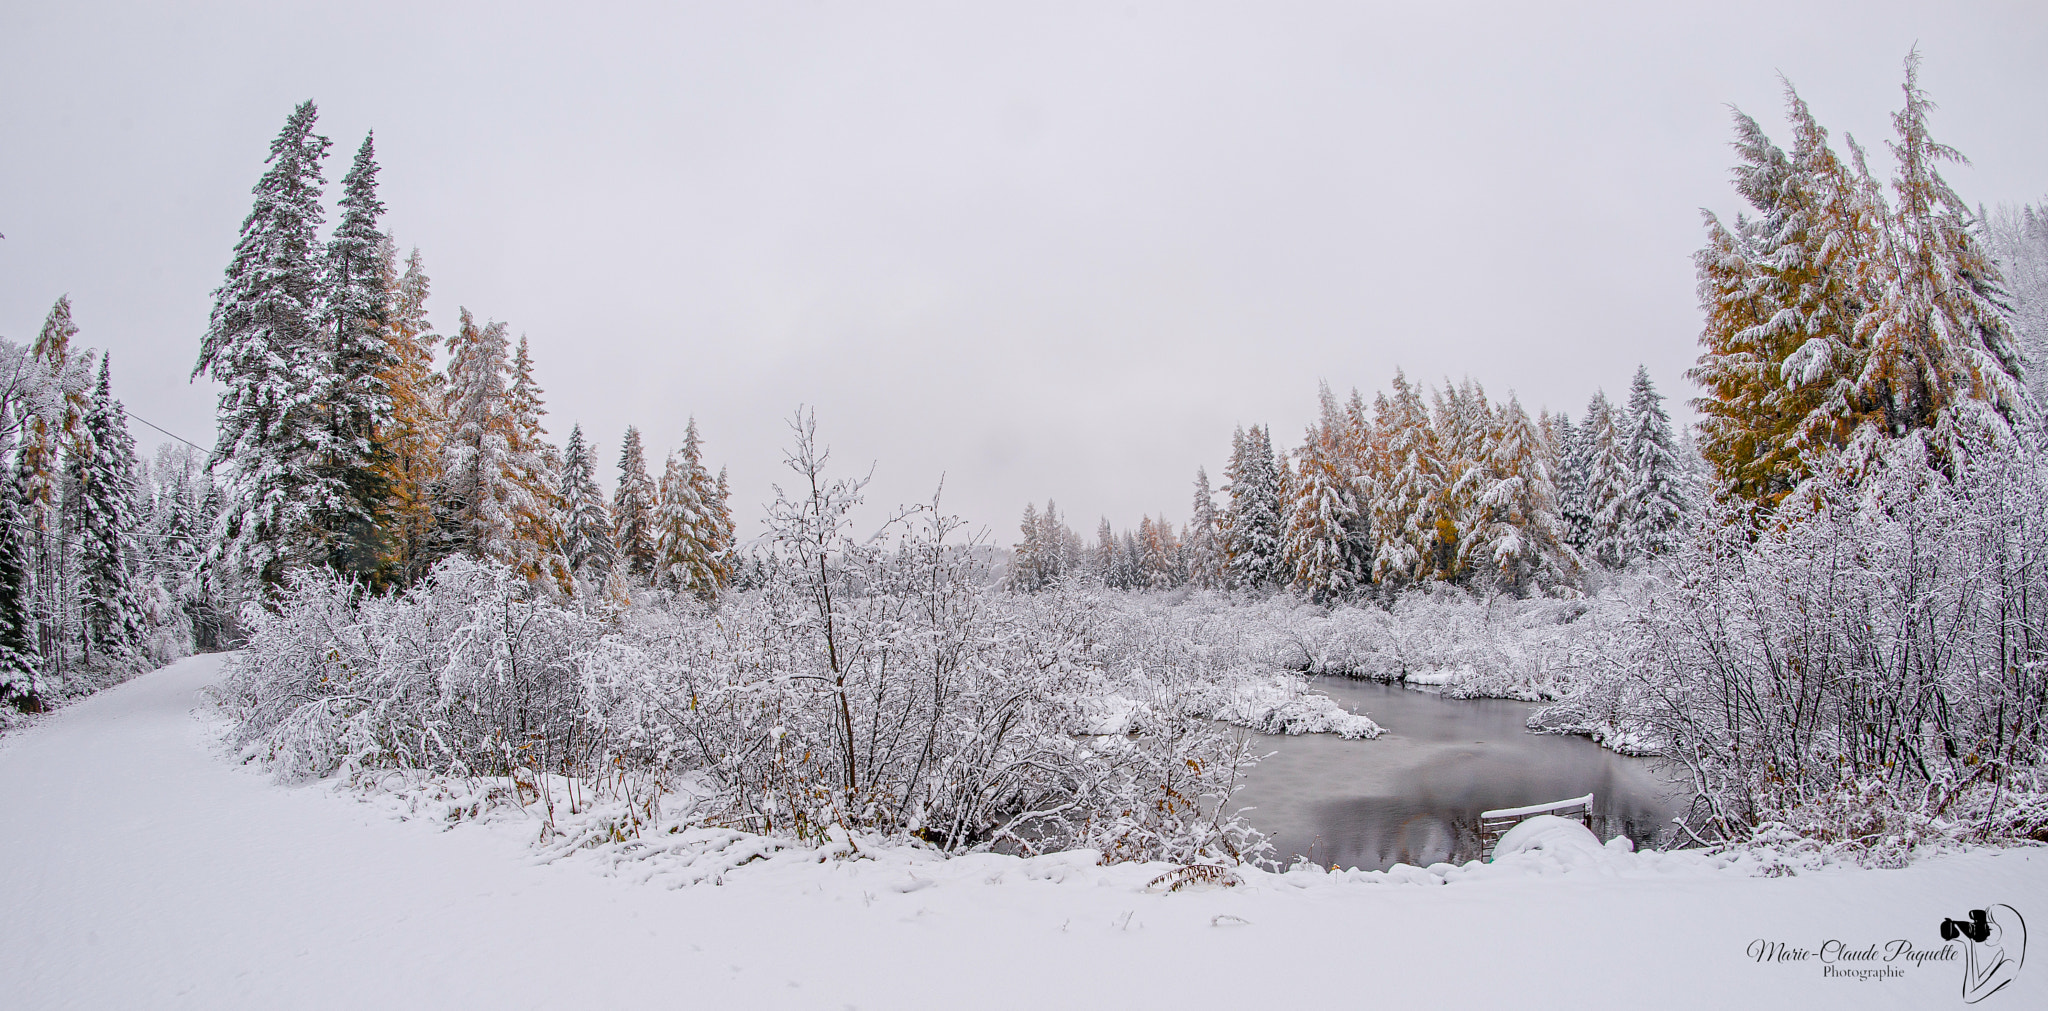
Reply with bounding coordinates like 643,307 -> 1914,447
1229,677 -> 1688,871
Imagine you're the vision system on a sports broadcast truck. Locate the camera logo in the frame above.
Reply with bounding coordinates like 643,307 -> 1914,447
1940,904 -> 2026,1003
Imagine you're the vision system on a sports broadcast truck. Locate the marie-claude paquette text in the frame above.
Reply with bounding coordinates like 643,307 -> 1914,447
1748,938 -> 1958,978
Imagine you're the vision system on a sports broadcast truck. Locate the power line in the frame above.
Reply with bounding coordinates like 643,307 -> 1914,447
125,410 -> 207,453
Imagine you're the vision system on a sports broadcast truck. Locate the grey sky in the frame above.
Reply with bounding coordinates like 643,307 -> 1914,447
3,1 -> 2044,542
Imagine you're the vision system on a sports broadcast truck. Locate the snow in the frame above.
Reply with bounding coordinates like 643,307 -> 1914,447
1492,813 -> 1605,858
7,654 -> 2048,1009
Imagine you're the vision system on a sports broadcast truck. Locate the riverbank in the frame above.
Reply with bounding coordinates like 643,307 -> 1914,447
6,654 -> 2046,1009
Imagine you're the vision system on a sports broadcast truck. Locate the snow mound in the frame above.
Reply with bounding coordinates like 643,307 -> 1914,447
1199,675 -> 1382,738
1492,814 -> 1603,860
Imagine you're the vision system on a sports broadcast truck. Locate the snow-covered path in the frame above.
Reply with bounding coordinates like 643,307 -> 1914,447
5,655 -> 2046,1009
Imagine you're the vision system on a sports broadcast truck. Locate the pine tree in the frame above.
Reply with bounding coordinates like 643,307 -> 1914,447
0,402 -> 40,710
1369,371 -> 1439,589
1984,201 -> 2048,408
1432,378 -> 1494,583
654,451 -> 697,595
558,424 -> 614,583
654,419 -> 725,601
1183,469 -> 1226,590
1552,412 -> 1595,552
1011,501 -> 1047,591
377,245 -> 447,584
611,426 -> 659,579
439,309 -> 525,565
1470,394 -> 1578,595
504,336 -> 570,591
1581,391 -> 1631,568
1138,515 -> 1182,589
70,356 -> 146,665
312,132 -> 398,580
194,100 -> 332,591
1223,425 -> 1285,590
1283,388 -> 1368,602
1616,367 -> 1691,559
708,466 -> 736,591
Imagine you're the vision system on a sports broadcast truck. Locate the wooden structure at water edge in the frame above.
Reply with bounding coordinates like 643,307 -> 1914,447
1478,793 -> 1594,861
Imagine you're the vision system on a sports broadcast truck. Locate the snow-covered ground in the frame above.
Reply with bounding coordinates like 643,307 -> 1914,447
6,655 -> 2047,1009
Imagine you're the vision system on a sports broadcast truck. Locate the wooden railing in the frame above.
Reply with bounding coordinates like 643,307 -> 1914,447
1477,793 -> 1594,861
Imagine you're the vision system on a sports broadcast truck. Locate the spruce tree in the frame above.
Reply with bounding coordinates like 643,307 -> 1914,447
1283,390 -> 1367,602
1470,394 -> 1578,595
1617,367 -> 1691,559
1011,501 -> 1046,591
314,132 -> 398,580
1223,424 -> 1284,590
70,356 -> 146,665
1183,469 -> 1226,590
611,426 -> 659,579
558,423 -> 614,582
1581,391 -> 1631,568
439,309 -> 522,564
708,467 -> 735,591
1369,371 -> 1439,588
504,336 -> 569,591
195,100 -> 332,591
0,404 -> 40,710
1552,412 -> 1596,553
653,419 -> 724,601
1432,378 -> 1493,582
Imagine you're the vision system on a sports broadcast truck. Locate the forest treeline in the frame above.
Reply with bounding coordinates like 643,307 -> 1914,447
1013,365 -> 1694,601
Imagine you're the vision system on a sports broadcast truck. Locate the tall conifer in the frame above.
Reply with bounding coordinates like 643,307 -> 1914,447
195,101 -> 331,591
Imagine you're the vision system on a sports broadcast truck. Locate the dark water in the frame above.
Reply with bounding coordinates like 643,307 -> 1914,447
1228,678 -> 1687,871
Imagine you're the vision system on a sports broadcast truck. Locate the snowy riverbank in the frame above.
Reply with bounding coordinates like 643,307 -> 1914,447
6,654 -> 2046,1009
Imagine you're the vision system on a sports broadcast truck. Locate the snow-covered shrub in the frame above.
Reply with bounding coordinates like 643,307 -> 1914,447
218,416 -> 1339,865
1556,434 -> 2048,851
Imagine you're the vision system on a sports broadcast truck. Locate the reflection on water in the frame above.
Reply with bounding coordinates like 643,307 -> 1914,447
1228,678 -> 1686,871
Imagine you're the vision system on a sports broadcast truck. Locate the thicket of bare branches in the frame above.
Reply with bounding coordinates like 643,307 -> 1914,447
217,414 -> 1287,864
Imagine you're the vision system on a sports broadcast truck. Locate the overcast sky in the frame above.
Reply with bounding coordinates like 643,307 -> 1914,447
3,1 -> 2044,541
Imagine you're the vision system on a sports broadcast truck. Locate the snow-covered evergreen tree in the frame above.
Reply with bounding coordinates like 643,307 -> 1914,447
194,100 -> 332,591
312,132 -> 398,580
0,404 -> 40,709
1433,379 -> 1496,582
1222,425 -> 1284,590
1283,388 -> 1367,602
1616,367 -> 1691,560
1552,411 -> 1595,553
654,419 -> 726,601
1581,391 -> 1630,568
504,336 -> 570,591
1369,371 -> 1438,588
1010,501 -> 1048,591
439,309 -> 526,566
558,424 -> 614,584
1469,394 -> 1578,595
1137,515 -> 1182,589
611,426 -> 659,580
69,355 -> 146,665
1183,469 -> 1226,590
1984,200 -> 2048,409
